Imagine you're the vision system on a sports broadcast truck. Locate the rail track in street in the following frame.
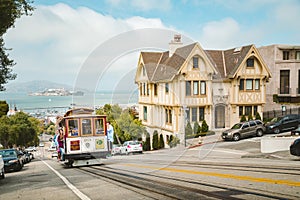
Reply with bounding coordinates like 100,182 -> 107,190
77,162 -> 300,200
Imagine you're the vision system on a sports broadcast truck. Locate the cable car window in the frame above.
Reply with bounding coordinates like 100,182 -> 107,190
68,119 -> 79,136
82,118 -> 92,135
95,118 -> 104,135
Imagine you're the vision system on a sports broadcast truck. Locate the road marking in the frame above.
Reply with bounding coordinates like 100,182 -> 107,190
124,163 -> 300,187
41,160 -> 91,200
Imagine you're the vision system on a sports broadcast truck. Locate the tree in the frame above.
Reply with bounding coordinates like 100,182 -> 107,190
201,120 -> 209,132
158,134 -> 165,149
255,112 -> 262,120
0,0 -> 34,91
143,131 -> 151,151
152,130 -> 159,150
248,114 -> 253,121
185,122 -> 193,137
0,100 -> 9,117
193,121 -> 201,135
240,115 -> 247,122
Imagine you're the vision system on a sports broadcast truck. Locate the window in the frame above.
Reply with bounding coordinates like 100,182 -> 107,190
192,107 -> 197,122
193,57 -> 199,68
239,79 -> 244,90
280,70 -> 290,94
296,51 -> 300,60
142,66 -> 146,76
165,83 -> 169,93
95,118 -> 104,135
239,106 -> 243,116
139,83 -> 142,95
143,83 -> 146,95
245,106 -> 252,116
147,84 -> 149,96
200,81 -> 206,95
246,79 -> 253,90
81,118 -> 92,135
165,109 -> 172,124
298,70 -> 300,94
249,121 -> 256,127
254,106 -> 258,116
68,119 -> 79,136
154,84 -> 158,96
186,81 -> 191,96
193,81 -> 199,95
283,51 -> 289,60
246,58 -> 254,67
255,79 -> 260,90
199,107 -> 204,121
143,106 -> 147,121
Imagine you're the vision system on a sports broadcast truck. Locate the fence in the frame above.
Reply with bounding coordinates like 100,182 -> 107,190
263,107 -> 300,120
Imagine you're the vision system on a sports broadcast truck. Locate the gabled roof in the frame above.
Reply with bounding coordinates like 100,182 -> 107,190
205,45 -> 253,78
138,43 -> 269,82
140,43 -> 197,82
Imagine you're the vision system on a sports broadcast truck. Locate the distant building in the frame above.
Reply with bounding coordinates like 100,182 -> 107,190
258,45 -> 300,113
135,35 -> 271,145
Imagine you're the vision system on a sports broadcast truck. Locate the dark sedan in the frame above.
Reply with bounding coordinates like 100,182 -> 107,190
0,149 -> 24,172
290,138 -> 300,156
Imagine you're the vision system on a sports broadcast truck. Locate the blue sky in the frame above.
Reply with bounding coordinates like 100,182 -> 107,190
3,0 -> 300,91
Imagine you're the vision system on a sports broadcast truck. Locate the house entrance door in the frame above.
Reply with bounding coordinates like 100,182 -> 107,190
215,105 -> 225,128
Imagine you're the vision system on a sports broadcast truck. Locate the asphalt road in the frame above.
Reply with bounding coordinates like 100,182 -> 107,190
1,133 -> 300,200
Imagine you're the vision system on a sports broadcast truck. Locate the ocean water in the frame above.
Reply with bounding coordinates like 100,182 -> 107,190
0,91 -> 138,114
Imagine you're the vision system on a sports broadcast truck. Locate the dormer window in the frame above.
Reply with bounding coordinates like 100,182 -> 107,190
246,58 -> 254,67
283,51 -> 289,60
193,57 -> 199,68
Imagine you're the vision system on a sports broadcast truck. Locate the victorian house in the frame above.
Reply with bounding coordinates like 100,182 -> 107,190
135,35 -> 271,144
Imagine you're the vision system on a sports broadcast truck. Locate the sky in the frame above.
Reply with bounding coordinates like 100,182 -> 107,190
3,0 -> 300,92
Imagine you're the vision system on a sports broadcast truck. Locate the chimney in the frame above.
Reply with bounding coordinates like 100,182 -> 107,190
169,34 -> 182,57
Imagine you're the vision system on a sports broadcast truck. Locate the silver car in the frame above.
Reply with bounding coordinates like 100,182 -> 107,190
222,120 -> 265,141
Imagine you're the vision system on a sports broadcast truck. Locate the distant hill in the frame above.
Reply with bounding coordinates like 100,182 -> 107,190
4,80 -> 76,93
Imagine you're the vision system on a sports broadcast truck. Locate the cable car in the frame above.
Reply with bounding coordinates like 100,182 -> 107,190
57,108 -> 110,167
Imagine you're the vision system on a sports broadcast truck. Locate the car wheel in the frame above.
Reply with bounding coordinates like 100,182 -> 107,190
256,129 -> 263,137
232,134 -> 240,141
0,169 -> 4,179
274,128 -> 280,134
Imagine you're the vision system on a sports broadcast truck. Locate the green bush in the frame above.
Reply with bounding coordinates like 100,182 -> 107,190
152,130 -> 159,150
201,120 -> 209,132
193,121 -> 201,134
169,135 -> 180,148
240,115 -> 247,122
247,114 -> 253,121
255,112 -> 261,120
158,134 -> 165,149
143,131 -> 151,151
185,122 -> 193,138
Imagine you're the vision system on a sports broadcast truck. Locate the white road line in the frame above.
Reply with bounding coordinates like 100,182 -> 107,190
41,160 -> 91,200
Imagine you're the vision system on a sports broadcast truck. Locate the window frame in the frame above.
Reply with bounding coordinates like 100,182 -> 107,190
193,56 -> 199,68
246,58 -> 254,67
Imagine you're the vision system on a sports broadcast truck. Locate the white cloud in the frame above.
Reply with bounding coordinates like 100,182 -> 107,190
200,18 -> 241,49
106,0 -> 172,11
3,3 -> 167,87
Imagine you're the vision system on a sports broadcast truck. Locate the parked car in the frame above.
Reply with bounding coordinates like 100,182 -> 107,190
0,155 -> 4,179
120,141 -> 143,155
265,114 -> 300,134
0,149 -> 23,172
51,151 -> 58,158
222,120 -> 265,141
291,127 -> 300,136
48,145 -> 57,152
290,138 -> 300,156
112,144 -> 122,155
25,146 -> 36,152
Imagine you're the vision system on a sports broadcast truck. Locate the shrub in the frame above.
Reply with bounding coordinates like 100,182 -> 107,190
247,114 -> 253,121
152,130 -> 159,150
158,134 -> 165,149
169,135 -> 180,148
255,112 -> 261,120
143,131 -> 151,151
240,115 -> 247,122
193,121 -> 201,135
185,122 -> 193,137
201,120 -> 209,132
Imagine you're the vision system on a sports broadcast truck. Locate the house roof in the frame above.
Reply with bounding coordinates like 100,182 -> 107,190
139,43 -> 262,81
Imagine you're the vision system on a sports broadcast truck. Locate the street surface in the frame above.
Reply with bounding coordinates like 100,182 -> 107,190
1,132 -> 300,200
